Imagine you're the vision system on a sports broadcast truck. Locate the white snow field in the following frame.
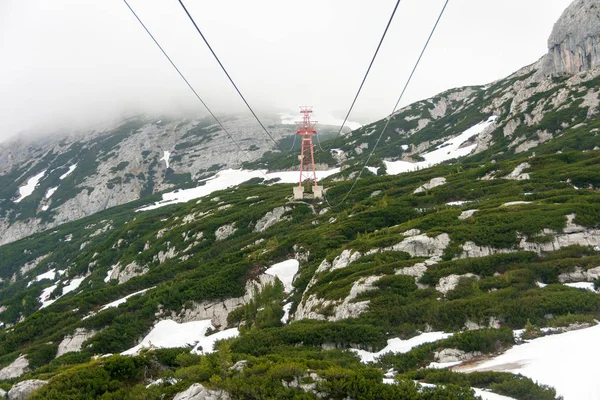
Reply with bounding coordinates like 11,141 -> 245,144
404,381 -> 516,400
83,288 -> 154,320
39,276 -> 85,308
352,332 -> 453,363
385,116 -> 497,175
14,169 -> 47,203
59,164 -> 77,179
121,319 -> 238,356
281,302 -> 293,324
138,168 -> 340,211
459,324 -> 600,399
45,186 -> 58,199
160,151 -> 171,169
99,287 -> 155,311
265,259 -> 299,294
564,282 -> 597,292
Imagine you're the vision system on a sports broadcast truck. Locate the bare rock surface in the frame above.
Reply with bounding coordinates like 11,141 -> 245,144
56,328 -> 96,358
162,274 -> 275,329
542,0 -> 600,75
173,383 -> 231,400
254,206 -> 291,232
8,380 -> 47,400
0,355 -> 29,380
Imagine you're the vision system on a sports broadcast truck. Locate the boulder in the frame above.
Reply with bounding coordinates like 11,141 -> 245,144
254,206 -> 291,232
56,328 -> 96,358
8,380 -> 47,400
173,383 -> 231,400
0,355 -> 29,380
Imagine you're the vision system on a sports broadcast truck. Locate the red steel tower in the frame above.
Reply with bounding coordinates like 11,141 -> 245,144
293,107 -> 323,199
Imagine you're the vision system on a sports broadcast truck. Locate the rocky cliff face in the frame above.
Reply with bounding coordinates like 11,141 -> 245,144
541,0 -> 600,75
0,114 -> 294,245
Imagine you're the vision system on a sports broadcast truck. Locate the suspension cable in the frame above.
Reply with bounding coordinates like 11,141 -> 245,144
324,0 -> 450,209
177,0 -> 282,150
331,0 -> 402,143
122,0 -> 271,180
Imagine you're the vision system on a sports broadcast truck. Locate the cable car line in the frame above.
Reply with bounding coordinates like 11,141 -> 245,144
323,0 -> 450,209
177,0 -> 281,150
331,0 -> 402,144
122,0 -> 269,180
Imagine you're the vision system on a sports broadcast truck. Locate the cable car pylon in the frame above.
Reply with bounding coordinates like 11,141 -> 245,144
293,106 -> 323,200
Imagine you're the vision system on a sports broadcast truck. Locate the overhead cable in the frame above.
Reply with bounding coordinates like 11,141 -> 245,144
324,0 -> 450,208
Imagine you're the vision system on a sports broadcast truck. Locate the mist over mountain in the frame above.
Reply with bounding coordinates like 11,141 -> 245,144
1,1 -> 600,400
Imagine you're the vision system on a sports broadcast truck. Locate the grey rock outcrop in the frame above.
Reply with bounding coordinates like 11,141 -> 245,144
162,274 -> 275,329
254,206 -> 291,232
173,383 -> 231,400
558,266 -> 600,282
215,223 -> 236,241
109,261 -> 149,284
434,348 -> 482,364
414,177 -> 447,194
0,355 -> 29,380
436,274 -> 479,295
541,0 -> 600,75
8,380 -> 47,400
56,328 -> 96,358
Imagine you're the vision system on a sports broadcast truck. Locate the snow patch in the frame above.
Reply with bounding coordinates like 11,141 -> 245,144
138,168 -> 340,211
352,332 -> 452,363
160,151 -> 171,169
265,260 -> 299,294
385,117 -> 497,175
281,302 -> 293,324
59,164 -> 77,180
100,287 -> 154,311
14,169 -> 47,203
121,319 -> 239,356
459,324 -> 600,399
564,282 -> 597,292
45,187 -> 58,199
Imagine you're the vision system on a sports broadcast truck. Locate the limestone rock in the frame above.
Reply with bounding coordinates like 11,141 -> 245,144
294,276 -> 382,322
254,206 -> 291,232
330,250 -> 362,272
8,380 -> 47,400
436,274 -> 479,295
504,162 -> 531,180
558,266 -> 600,282
542,0 -> 600,75
395,262 -> 428,279
163,274 -> 275,328
0,355 -> 29,380
434,348 -> 482,364
414,177 -> 447,194
110,261 -> 149,284
173,383 -> 230,400
458,210 -> 478,220
215,223 -> 236,241
56,328 -> 96,358
386,233 -> 451,259
0,388 -> 6,398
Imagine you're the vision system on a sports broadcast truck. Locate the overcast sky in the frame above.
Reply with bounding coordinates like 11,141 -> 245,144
0,0 -> 573,141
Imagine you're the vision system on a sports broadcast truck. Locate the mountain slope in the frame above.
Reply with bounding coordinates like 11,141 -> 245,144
2,1 -> 600,398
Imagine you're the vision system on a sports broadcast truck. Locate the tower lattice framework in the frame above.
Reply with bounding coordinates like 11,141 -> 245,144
293,107 -> 323,199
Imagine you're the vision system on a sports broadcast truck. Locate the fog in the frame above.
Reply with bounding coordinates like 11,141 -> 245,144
0,0 -> 572,142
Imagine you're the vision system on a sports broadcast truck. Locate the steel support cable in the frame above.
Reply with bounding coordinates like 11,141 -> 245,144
287,133 -> 298,152
122,0 -> 270,180
323,0 -> 450,209
330,0 -> 402,144
177,0 -> 282,150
